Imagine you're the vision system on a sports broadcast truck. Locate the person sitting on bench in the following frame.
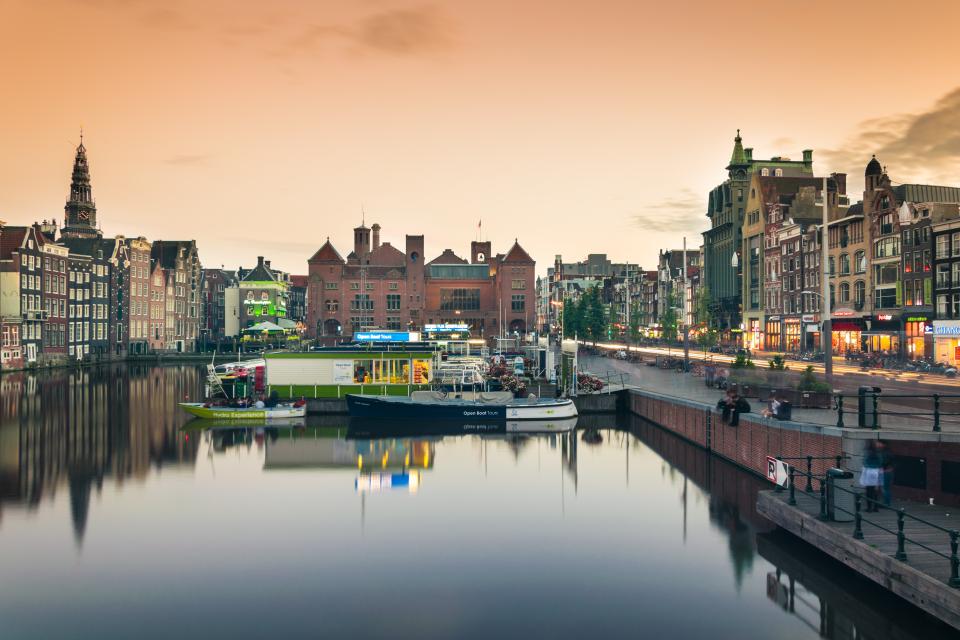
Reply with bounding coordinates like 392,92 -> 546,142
717,389 -> 750,426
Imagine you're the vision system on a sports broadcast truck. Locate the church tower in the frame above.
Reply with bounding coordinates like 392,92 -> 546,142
62,133 -> 101,239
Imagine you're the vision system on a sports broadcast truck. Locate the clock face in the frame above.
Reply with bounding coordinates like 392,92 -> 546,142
79,210 -> 89,221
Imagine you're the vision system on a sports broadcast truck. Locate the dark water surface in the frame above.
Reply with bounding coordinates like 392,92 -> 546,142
0,365 -> 955,639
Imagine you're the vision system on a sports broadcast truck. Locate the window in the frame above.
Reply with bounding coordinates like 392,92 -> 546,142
839,282 -> 850,303
828,257 -> 835,276
937,235 -> 951,258
761,168 -> 769,177
325,282 -> 338,290
385,317 -> 402,331
953,263 -> 960,289
389,282 -> 398,290
839,253 -> 850,275
439,288 -> 481,311
350,282 -> 360,290
954,233 -> 960,257
853,250 -> 865,274
874,263 -> 899,286
325,299 -> 338,312
854,281 -> 865,307
511,294 -> 525,312
954,294 -> 960,317
938,264 -> 951,288
774,168 -> 783,177
386,294 -> 401,311
875,288 -> 897,309
350,294 -> 373,311
874,237 -> 900,258
511,279 -> 526,290
365,283 -> 374,291
903,230 -> 913,246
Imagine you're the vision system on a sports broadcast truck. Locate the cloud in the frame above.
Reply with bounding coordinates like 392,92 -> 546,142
282,5 -> 455,57
633,188 -> 705,233
165,153 -> 212,166
822,86 -> 960,183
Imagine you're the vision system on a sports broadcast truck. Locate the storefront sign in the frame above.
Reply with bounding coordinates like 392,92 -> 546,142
906,316 -> 929,323
833,308 -> 855,317
784,318 -> 801,324
354,331 -> 415,342
801,314 -> 816,323
877,314 -> 893,321
424,323 -> 469,332
805,325 -> 819,333
933,321 -> 960,336
767,315 -> 781,322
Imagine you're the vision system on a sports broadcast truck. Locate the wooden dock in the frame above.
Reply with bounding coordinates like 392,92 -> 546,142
758,490 -> 960,631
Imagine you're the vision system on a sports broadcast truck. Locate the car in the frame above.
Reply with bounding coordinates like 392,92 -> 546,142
614,350 -> 628,360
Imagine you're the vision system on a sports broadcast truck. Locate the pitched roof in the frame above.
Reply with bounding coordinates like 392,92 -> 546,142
242,258 -> 276,282
501,240 -> 534,263
368,241 -> 406,267
428,249 -> 467,265
151,240 -> 195,269
289,275 -> 308,287
308,239 -> 345,264
0,226 -> 29,260
60,237 -> 109,259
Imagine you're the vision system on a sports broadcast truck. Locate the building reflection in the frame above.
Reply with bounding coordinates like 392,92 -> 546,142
0,365 -> 202,543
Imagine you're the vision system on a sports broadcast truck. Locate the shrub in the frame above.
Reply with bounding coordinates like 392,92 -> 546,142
731,352 -> 755,369
768,355 -> 786,370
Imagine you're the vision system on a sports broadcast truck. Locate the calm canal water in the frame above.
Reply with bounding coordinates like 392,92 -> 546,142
0,365 -> 955,639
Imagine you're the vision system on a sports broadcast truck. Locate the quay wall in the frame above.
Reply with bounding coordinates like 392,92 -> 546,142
625,389 -> 843,479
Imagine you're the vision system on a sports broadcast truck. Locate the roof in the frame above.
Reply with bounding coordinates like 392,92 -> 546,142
308,239 -> 345,264
288,275 -> 308,288
242,259 -> 276,282
428,249 -> 467,265
151,240 -> 195,269
501,241 -> 534,264
368,242 -> 406,267
865,155 -> 883,176
60,237 -> 108,260
0,226 -> 28,260
427,263 -> 490,280
892,184 -> 960,205
847,202 -> 864,216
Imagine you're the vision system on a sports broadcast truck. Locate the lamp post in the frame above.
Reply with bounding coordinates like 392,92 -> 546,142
731,250 -> 740,347
820,176 -> 833,385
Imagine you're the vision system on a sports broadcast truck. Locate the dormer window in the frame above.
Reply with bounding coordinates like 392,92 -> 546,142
774,168 -> 783,177
761,168 -> 769,177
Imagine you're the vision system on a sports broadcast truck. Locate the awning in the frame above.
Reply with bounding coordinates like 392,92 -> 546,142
831,321 -> 862,331
245,321 -> 286,333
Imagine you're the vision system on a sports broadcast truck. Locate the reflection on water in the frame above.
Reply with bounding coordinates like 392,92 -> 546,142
0,365 -> 954,639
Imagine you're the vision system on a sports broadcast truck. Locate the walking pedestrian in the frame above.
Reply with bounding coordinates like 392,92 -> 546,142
877,440 -> 894,506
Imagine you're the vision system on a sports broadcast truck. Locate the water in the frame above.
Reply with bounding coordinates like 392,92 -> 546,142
0,365 -> 954,639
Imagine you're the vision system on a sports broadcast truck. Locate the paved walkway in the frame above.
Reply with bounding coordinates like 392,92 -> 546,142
579,353 -> 957,433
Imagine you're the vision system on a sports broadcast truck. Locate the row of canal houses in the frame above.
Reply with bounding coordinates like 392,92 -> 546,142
0,141 -> 204,368
702,132 -> 960,363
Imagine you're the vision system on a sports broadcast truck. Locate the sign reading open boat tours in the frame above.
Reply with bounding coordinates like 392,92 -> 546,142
766,456 -> 790,487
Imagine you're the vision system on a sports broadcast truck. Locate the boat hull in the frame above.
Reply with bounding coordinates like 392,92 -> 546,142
345,395 -> 577,422
178,403 -> 305,420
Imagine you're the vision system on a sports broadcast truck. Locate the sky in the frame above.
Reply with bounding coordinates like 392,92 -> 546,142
2,0 -> 960,276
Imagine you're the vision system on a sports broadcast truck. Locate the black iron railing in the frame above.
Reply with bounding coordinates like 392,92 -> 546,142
784,465 -> 960,588
835,392 -> 960,432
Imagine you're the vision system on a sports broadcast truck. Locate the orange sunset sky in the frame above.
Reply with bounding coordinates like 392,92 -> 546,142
2,0 -> 960,276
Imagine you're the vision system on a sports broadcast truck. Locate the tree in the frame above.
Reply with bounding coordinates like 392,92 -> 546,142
628,302 -> 642,344
694,285 -> 713,327
583,286 -> 607,342
661,293 -> 679,342
696,327 -> 719,352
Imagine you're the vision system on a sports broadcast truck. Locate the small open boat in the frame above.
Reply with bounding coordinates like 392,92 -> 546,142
346,392 -> 577,423
178,402 -> 306,420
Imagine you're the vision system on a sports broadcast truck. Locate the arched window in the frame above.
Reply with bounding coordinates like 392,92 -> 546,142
839,282 -> 850,302
760,168 -> 769,177
325,299 -> 338,312
245,291 -> 254,301
854,281 -> 865,307
829,284 -> 835,307
855,250 -> 866,273
261,291 -> 269,301
774,168 -> 783,177
840,253 -> 850,275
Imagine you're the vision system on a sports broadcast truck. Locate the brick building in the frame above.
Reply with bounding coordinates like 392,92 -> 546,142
306,223 -> 535,339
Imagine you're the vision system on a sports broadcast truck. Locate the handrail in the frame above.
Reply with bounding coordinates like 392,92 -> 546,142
834,391 -> 960,432
784,466 -> 960,587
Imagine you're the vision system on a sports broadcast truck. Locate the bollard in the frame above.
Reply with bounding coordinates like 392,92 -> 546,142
950,531 -> 960,588
819,481 -> 829,521
934,394 -> 941,432
853,494 -> 864,540
835,455 -> 842,469
836,394 -> 844,428
806,456 -> 814,493
788,468 -> 797,506
895,509 -> 908,561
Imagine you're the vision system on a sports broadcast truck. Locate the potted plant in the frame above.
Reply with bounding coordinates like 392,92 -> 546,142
795,365 -> 832,408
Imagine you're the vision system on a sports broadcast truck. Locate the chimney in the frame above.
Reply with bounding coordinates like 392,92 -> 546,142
803,149 -> 813,166
257,256 -> 264,267
264,260 -> 271,270
831,172 -> 847,196
744,148 -> 753,162
372,223 -> 381,251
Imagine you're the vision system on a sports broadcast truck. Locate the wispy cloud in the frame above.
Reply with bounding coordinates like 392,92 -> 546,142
281,5 -> 455,58
822,86 -> 960,183
633,188 -> 704,233
165,153 -> 212,166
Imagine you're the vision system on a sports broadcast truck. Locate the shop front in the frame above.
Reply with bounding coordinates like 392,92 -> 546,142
903,314 -> 932,360
764,316 -> 781,352
783,317 -> 802,353
934,320 -> 960,366
802,314 -> 819,351
865,314 -> 901,356
745,318 -> 762,351
830,317 -> 863,355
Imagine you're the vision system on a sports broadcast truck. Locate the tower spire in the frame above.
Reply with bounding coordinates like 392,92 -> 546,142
62,133 -> 100,239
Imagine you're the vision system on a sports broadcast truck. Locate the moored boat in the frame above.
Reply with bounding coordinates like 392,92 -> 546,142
345,392 -> 577,423
178,402 -> 306,420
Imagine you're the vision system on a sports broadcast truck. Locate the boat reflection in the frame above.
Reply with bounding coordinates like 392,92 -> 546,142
347,416 -> 578,439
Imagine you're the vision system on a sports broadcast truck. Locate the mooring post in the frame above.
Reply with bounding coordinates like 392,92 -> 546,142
895,509 -> 908,561
836,394 -> 844,428
788,468 -> 797,506
950,531 -> 960,588
819,480 -> 829,521
934,394 -> 941,432
853,494 -> 864,540
806,456 -> 814,493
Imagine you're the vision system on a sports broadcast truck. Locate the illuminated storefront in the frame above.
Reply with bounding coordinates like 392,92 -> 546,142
904,315 -> 931,359
830,318 -> 863,355
783,318 -> 802,352
764,316 -> 781,351
867,314 -> 901,355
745,319 -> 762,351
802,314 -> 819,351
934,320 -> 960,366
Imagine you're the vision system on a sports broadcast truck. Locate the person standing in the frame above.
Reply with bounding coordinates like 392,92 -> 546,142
860,441 -> 883,512
877,440 -> 894,506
